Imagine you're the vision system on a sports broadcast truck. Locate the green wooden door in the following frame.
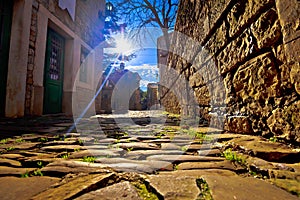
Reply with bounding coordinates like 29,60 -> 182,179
43,29 -> 65,114
0,0 -> 13,116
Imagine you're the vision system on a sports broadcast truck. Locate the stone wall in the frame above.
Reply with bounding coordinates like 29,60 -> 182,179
160,0 -> 300,144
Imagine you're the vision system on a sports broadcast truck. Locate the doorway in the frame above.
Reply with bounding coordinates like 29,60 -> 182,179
0,0 -> 13,116
43,28 -> 65,114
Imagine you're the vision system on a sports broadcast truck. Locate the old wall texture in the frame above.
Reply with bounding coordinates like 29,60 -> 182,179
160,0 -> 300,144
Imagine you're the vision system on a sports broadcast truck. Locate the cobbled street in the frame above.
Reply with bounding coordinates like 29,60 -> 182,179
0,111 -> 299,199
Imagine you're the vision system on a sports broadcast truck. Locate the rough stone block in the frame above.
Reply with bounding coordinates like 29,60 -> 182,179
175,0 -> 210,44
192,58 -> 220,86
251,8 -> 281,49
189,68 -> 204,89
290,62 -> 300,95
276,0 -> 300,62
233,52 -> 279,102
217,29 -> 256,74
209,112 -> 225,129
199,106 -> 211,122
267,101 -> 300,142
228,0 -> 275,37
276,0 -> 300,42
206,21 -> 228,55
201,77 -> 227,107
194,86 -> 210,106
225,116 -> 253,134
208,0 -> 233,28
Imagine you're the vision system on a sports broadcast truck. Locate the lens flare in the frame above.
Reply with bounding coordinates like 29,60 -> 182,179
114,35 -> 134,54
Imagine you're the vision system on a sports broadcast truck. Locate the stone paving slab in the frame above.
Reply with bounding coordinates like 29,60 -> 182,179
0,153 -> 25,159
112,142 -> 160,150
96,157 -> 173,171
158,169 -> 238,177
104,163 -> 157,173
32,173 -> 115,200
40,160 -> 111,176
0,142 -> 40,151
177,160 -> 243,171
227,136 -> 300,162
69,149 -> 123,159
147,175 -> 200,200
75,181 -> 142,200
41,145 -> 85,152
0,166 -> 37,177
147,155 -> 225,163
202,175 -> 299,200
0,176 -> 61,200
125,150 -> 185,158
0,158 -> 22,167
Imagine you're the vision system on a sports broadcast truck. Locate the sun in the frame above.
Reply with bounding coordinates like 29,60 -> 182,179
114,34 -> 134,54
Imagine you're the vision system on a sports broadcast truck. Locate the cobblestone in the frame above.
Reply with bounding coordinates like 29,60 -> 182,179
0,111 -> 299,199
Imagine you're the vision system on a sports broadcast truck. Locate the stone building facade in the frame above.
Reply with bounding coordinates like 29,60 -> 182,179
159,0 -> 300,143
0,0 -> 105,118
95,65 -> 141,114
147,83 -> 159,110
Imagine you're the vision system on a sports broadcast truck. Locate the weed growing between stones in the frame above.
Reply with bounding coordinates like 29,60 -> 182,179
61,152 -> 70,159
21,171 -> 30,178
54,134 -> 60,139
78,139 -> 84,145
173,164 -> 179,171
181,128 -> 213,144
74,148 -> 81,152
20,169 -> 44,178
133,182 -> 159,200
126,147 -> 134,152
181,146 -> 189,152
269,136 -> 278,143
38,137 -> 48,143
15,138 -> 25,143
222,148 -> 246,166
82,156 -> 96,163
0,138 -> 8,144
162,111 -> 180,119
33,169 -> 44,176
5,147 -> 15,151
93,138 -> 99,144
37,161 -> 43,168
196,178 -> 213,200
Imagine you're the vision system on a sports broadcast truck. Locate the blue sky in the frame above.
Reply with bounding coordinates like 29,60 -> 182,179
104,27 -> 162,91
126,48 -> 159,91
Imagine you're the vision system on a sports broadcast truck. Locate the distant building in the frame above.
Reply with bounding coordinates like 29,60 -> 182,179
0,0 -> 105,117
96,64 -> 141,114
147,83 -> 159,110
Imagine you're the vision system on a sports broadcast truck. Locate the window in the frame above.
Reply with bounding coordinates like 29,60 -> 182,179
79,47 -> 89,83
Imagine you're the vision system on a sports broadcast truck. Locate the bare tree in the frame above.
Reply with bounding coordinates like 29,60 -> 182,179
114,0 -> 179,49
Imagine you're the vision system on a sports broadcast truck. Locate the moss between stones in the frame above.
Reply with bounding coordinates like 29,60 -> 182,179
196,178 -> 213,200
133,182 -> 159,200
